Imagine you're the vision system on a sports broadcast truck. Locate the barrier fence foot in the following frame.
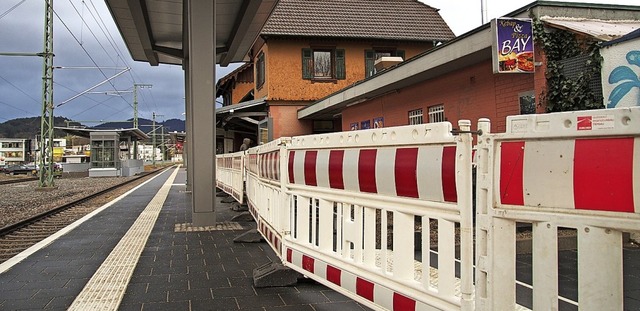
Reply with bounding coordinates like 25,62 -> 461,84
253,262 -> 302,288
230,212 -> 254,222
233,229 -> 264,243
221,196 -> 236,203
215,191 -> 228,197
230,202 -> 248,212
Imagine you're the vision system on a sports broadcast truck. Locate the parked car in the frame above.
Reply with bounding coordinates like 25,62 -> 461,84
4,165 -> 36,176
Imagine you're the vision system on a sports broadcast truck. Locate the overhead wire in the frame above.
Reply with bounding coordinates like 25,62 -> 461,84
0,73 -> 41,105
52,7 -> 134,111
0,0 -> 27,21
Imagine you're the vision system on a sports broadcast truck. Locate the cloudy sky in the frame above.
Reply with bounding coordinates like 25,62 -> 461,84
0,0 -> 637,125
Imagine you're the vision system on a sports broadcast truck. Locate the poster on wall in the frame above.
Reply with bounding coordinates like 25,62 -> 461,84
350,122 -> 359,131
373,117 -> 384,128
492,17 -> 534,74
361,120 -> 371,130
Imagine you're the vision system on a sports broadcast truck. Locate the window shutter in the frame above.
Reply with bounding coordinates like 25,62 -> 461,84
394,50 -> 405,61
302,48 -> 312,79
335,49 -> 346,80
365,50 -> 375,78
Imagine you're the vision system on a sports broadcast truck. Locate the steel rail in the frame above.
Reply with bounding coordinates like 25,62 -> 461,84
0,167 -> 168,237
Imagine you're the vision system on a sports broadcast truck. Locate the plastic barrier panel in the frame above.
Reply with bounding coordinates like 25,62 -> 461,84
245,137 -> 291,258
215,151 -> 244,204
475,107 -> 640,311
282,122 -> 475,311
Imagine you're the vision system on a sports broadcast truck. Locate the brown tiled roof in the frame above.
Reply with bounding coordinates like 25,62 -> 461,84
261,0 -> 455,42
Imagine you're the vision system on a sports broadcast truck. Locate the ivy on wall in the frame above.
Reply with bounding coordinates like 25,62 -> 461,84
533,19 -> 603,112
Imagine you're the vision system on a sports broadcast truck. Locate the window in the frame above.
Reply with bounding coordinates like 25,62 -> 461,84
408,109 -> 423,125
519,91 -> 536,114
365,49 -> 405,78
428,105 -> 445,123
302,48 -> 345,80
2,142 -> 21,148
256,51 -> 265,89
90,139 -> 116,168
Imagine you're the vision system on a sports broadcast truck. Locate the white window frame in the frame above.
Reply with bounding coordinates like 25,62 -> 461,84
428,104 -> 445,123
408,108 -> 423,125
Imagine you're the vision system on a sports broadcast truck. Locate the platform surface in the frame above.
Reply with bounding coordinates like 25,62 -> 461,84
0,167 -> 367,310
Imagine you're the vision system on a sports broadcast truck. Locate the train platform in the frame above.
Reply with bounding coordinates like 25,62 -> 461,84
0,166 -> 366,311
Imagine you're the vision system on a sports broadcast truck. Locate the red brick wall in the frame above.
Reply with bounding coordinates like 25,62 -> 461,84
342,60 -> 535,133
269,104 -> 313,138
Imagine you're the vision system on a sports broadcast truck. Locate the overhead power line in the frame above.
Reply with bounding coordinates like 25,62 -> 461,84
0,0 -> 27,21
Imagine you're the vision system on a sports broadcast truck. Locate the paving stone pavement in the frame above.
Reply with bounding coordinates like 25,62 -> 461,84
0,168 -> 368,311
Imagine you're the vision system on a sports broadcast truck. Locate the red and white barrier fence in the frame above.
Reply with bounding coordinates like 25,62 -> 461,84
475,108 -> 640,311
283,121 -> 474,311
245,138 -> 291,258
215,106 -> 640,310
215,152 -> 244,204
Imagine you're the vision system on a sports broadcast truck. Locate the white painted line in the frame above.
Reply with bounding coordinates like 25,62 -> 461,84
0,168 -> 174,274
67,166 -> 180,311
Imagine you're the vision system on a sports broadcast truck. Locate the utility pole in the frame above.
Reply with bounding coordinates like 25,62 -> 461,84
133,83 -> 152,159
151,112 -> 164,167
152,112 -> 156,166
39,0 -> 55,188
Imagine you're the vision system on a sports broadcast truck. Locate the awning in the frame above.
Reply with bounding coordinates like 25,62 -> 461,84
541,16 -> 640,41
104,0 -> 279,66
216,98 -> 267,130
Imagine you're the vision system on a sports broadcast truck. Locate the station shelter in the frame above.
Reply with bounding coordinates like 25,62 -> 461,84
57,127 -> 149,177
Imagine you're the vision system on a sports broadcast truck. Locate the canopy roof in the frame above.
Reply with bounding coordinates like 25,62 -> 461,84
105,0 -> 279,66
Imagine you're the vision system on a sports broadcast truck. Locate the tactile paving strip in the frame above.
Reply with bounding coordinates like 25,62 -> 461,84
68,166 -> 180,311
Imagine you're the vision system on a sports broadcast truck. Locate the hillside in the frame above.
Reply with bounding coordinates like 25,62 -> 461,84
0,117 -> 185,139
0,116 -> 72,139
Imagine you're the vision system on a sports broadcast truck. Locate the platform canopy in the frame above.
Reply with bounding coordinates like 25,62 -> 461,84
104,0 -> 279,66
55,127 -> 149,140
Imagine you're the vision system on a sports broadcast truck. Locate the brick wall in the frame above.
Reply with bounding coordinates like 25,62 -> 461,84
269,104 -> 313,138
342,60 -> 535,133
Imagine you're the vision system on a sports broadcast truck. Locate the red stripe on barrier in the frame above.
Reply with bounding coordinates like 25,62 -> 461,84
393,293 -> 417,311
395,148 -> 419,198
274,151 -> 280,181
359,149 -> 377,193
329,150 -> 345,189
356,277 -> 375,301
326,265 -> 341,286
304,151 -> 318,186
288,151 -> 295,184
442,146 -> 457,202
574,138 -> 635,212
286,248 -> 292,263
302,255 -> 315,273
500,141 -> 525,205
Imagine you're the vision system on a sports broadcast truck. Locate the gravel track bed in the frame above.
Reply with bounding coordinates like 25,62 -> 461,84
0,176 -> 136,228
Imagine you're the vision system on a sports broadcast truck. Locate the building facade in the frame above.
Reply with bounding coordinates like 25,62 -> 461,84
298,2 -> 640,133
0,138 -> 31,165
216,0 -> 455,148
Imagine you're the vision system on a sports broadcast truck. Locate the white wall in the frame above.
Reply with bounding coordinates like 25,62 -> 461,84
601,38 -> 640,108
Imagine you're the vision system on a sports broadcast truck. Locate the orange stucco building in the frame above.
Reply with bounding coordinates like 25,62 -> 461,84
216,0 -> 455,149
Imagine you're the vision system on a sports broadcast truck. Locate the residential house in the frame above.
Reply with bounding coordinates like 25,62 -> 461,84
216,0 -> 455,149
298,1 -> 640,133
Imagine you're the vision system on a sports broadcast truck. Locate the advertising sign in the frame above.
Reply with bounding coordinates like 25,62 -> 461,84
492,17 -> 534,74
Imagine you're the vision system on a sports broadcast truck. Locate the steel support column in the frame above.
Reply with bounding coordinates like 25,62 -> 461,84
186,0 -> 216,225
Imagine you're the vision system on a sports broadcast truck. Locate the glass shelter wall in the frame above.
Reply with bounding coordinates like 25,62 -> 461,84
89,133 -> 119,169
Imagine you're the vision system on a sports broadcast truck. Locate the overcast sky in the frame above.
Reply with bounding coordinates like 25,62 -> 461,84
0,0 -> 637,125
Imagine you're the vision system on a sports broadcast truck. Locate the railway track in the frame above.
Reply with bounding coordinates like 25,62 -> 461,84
0,177 -> 38,186
0,168 -> 168,263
